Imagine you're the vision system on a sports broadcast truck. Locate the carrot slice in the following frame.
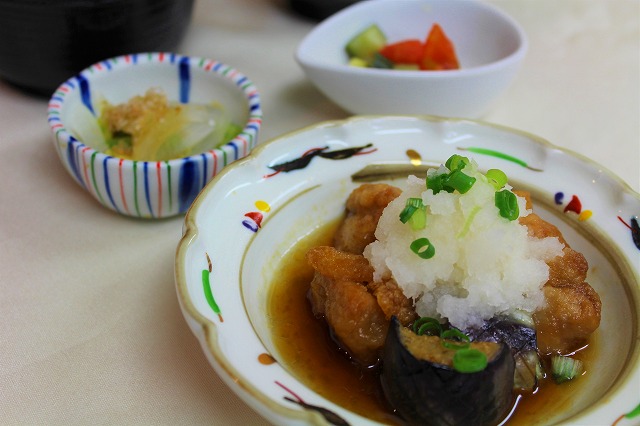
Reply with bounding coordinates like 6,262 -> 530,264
379,39 -> 424,65
420,23 -> 460,71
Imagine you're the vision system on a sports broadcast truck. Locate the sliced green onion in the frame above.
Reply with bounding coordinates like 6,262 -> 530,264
495,189 -> 519,221
551,355 -> 584,383
445,154 -> 470,171
457,205 -> 481,238
409,207 -> 427,230
412,317 -> 442,336
427,173 -> 447,194
406,197 -> 424,208
453,349 -> 488,373
417,321 -> 441,336
441,329 -> 471,350
486,168 -> 508,190
409,318 -> 487,373
412,317 -> 436,333
399,197 -> 424,223
410,238 -> 436,259
443,170 -> 476,194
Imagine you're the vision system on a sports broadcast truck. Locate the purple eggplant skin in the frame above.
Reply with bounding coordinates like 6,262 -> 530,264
465,318 -> 537,353
381,317 -> 515,426
465,318 -> 541,391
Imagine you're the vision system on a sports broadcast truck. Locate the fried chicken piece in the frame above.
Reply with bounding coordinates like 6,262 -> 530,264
333,183 -> 402,254
307,246 -> 415,365
515,191 -> 602,354
306,246 -> 374,283
307,246 -> 376,319
519,211 -> 569,246
310,187 -> 602,365
316,276 -> 389,365
534,284 -> 602,355
545,246 -> 589,288
368,279 -> 418,326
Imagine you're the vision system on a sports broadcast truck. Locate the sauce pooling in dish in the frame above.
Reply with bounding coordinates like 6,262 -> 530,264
268,221 -> 597,425
270,155 -> 601,424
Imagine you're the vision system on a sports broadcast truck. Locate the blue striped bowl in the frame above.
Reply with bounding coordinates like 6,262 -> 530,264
47,52 -> 262,219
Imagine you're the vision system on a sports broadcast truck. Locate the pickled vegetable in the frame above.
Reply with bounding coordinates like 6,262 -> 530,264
345,24 -> 387,63
346,23 -> 460,71
78,89 -> 242,161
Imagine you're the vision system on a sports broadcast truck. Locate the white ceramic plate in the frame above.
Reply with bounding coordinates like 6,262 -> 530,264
175,116 -> 640,426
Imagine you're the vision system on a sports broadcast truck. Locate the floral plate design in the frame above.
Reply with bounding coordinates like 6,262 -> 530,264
175,116 -> 640,426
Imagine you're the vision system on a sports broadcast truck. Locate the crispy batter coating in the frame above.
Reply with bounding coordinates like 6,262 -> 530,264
516,191 -> 601,354
333,183 -> 401,254
307,246 -> 417,325
306,246 -> 374,283
312,275 -> 388,365
307,224 -> 415,364
309,187 -> 602,364
368,279 -> 418,326
534,284 -> 602,355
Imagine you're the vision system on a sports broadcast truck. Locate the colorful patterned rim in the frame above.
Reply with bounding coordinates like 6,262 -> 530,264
176,115 -> 640,425
47,52 -> 262,218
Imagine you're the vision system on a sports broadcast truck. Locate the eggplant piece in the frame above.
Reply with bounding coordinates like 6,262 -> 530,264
381,317 -> 514,426
465,317 -> 537,353
465,318 -> 544,391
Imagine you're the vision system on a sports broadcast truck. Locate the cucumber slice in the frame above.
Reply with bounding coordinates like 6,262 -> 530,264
370,52 -> 393,69
345,24 -> 387,61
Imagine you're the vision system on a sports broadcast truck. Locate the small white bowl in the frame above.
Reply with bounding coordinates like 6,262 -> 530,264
48,52 -> 262,219
295,0 -> 527,118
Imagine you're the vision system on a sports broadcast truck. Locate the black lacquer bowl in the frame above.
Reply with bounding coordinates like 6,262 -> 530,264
0,0 -> 194,96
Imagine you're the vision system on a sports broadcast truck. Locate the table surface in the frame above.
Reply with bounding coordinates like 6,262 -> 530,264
1,0 -> 638,425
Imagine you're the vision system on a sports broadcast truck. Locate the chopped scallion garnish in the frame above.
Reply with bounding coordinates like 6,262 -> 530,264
411,318 -> 488,373
445,154 -> 470,171
409,207 -> 427,230
427,173 -> 447,193
426,157 -> 476,195
453,348 -> 489,373
399,197 -> 424,223
457,205 -> 481,238
495,189 -> 519,221
410,238 -> 435,259
441,329 -> 471,350
412,317 -> 442,336
486,168 -> 508,190
444,170 -> 476,194
551,355 -> 583,383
